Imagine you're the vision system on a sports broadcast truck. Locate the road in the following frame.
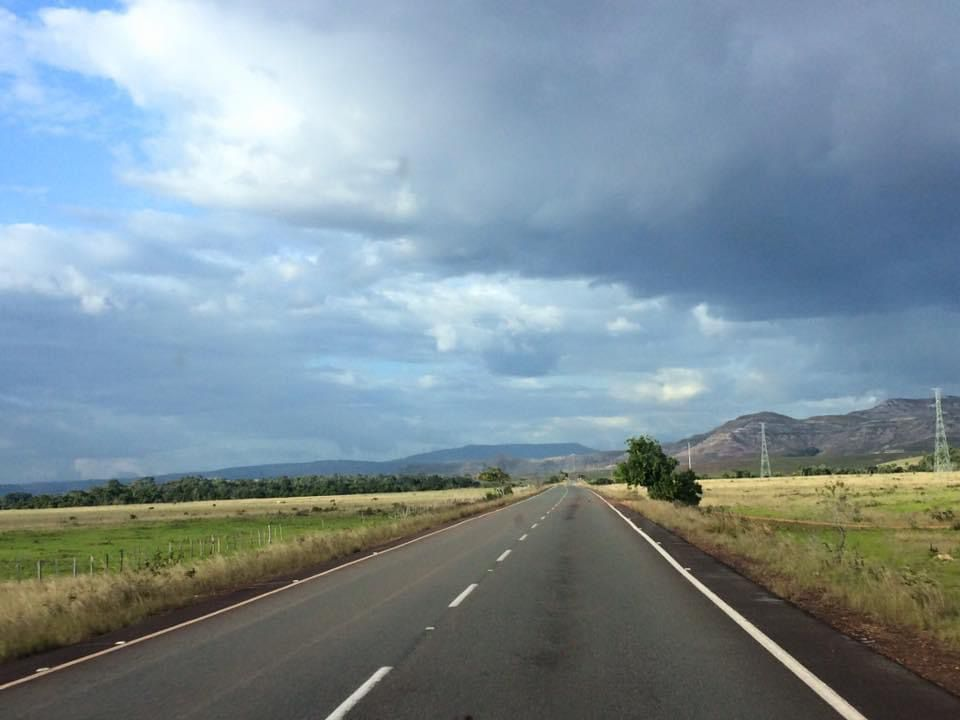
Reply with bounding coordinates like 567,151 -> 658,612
2,485 -> 959,719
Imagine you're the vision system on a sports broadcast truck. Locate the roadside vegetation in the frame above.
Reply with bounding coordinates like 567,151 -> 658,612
596,471 -> 960,653
612,435 -> 703,505
0,484 -> 535,662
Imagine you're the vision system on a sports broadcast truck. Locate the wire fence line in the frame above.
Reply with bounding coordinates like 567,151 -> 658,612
0,523 -> 287,582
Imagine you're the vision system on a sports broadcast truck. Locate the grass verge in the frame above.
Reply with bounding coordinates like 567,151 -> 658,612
596,483 -> 960,694
0,489 -> 535,663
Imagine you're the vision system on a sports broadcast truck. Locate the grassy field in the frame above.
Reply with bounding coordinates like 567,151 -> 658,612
699,472 -> 960,527
0,490 -> 495,580
0,487 -> 534,661
597,472 -> 960,651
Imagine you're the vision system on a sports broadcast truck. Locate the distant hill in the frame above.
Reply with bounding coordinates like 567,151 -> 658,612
664,396 -> 960,471
0,480 -> 102,496
399,443 -> 596,465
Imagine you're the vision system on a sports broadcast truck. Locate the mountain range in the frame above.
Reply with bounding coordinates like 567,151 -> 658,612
664,396 -> 959,471
3,396 -> 956,495
0,443 -> 607,495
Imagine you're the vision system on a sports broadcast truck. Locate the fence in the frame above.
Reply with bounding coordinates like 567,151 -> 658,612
0,523 -> 285,582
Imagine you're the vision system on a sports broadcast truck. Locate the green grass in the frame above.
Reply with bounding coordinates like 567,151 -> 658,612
0,511 -> 391,580
0,487 -> 538,662
0,489 -> 497,580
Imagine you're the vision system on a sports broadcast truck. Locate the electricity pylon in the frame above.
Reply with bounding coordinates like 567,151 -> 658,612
934,388 -> 953,473
760,422 -> 772,478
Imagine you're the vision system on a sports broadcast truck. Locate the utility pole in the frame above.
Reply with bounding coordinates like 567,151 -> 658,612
687,442 -> 692,471
760,422 -> 772,478
934,388 -> 953,473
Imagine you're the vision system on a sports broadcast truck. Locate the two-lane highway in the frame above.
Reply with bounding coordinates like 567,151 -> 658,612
3,485 -> 959,719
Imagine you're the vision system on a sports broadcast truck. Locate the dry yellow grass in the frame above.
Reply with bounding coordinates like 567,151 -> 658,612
0,488 -> 497,531
0,488 -> 537,662
595,474 -> 960,650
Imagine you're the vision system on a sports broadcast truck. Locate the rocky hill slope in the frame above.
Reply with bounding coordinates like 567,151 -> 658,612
663,397 -> 960,465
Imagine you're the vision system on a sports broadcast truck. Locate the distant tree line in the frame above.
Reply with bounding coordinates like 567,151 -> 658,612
0,473 -> 481,510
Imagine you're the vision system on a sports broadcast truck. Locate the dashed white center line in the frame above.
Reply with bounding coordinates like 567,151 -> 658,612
540,515 -> 546,520
531,523 -> 538,529
518,533 -> 528,541
324,666 -> 393,720
448,583 -> 478,608
496,549 -> 512,562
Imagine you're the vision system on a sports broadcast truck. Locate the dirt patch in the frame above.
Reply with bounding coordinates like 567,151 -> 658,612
615,500 -> 960,699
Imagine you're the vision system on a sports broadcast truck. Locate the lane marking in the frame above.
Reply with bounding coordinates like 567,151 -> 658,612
518,534 -> 528,541
591,490 -> 867,720
496,549 -> 512,563
540,515 -> 546,520
531,523 -> 538,529
324,666 -> 392,720
448,583 -> 478,608
0,490 -> 551,692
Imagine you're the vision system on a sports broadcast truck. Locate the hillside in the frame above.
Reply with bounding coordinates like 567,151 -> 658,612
663,396 -> 960,469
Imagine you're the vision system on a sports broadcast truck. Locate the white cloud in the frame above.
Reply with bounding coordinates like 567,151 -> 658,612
0,223 -> 123,313
73,456 -> 143,479
606,316 -> 640,334
380,275 -> 565,354
692,303 -> 729,336
24,1 -> 418,227
618,368 -> 707,404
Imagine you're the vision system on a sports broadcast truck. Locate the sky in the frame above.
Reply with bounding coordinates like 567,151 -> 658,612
1,1 -> 958,483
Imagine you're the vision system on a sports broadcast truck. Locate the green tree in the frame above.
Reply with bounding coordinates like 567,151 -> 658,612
670,469 -> 703,506
478,467 -> 511,487
615,436 -> 677,493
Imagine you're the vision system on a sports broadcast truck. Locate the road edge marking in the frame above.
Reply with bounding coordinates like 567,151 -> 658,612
495,549 -> 511,563
324,666 -> 392,720
591,490 -> 867,720
0,489 -> 552,692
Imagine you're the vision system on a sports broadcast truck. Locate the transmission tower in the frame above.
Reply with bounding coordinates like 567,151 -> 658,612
934,388 -> 953,473
759,422 -> 772,478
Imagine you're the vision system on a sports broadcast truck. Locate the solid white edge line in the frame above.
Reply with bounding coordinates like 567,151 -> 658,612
0,490 -> 550,692
590,490 -> 867,720
496,549 -> 511,562
448,583 -> 478,608
324,666 -> 392,720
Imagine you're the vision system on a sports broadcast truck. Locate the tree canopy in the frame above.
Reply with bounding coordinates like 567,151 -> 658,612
615,435 -> 702,506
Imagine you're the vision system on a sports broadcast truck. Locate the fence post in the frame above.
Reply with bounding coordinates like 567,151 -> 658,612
217,536 -> 221,554
16,559 -> 22,581
37,560 -> 42,581
168,541 -> 173,560
278,524 -> 283,541
119,549 -> 124,572
267,524 -> 272,544
105,553 -> 109,573
73,557 -> 77,577
89,556 -> 94,575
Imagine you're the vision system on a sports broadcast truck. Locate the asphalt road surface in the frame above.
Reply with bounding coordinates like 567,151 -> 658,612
3,485 -> 959,719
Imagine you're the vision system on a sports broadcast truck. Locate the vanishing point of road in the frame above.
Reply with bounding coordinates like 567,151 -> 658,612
2,485 -> 958,719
